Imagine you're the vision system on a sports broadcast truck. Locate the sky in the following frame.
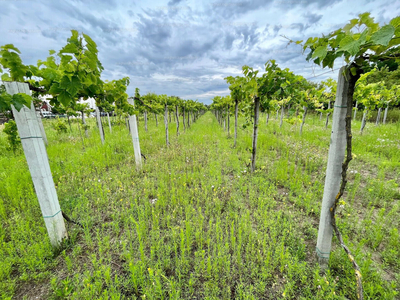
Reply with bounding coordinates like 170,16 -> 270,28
1,0 -> 399,105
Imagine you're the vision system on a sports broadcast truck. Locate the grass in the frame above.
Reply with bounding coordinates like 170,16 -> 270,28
0,111 -> 399,299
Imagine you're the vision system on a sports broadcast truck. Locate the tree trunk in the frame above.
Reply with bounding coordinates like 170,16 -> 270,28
300,106 -> 307,135
164,104 -> 169,146
155,113 -> 158,127
144,111 -> 148,132
383,104 -> 389,124
107,112 -> 112,133
280,105 -> 284,128
81,111 -> 88,138
169,111 -> 171,124
353,101 -> 358,121
360,110 -> 367,134
325,101 -> 331,129
234,99 -> 238,147
375,108 -> 382,126
276,109 -> 279,120
316,66 -> 359,268
251,96 -> 260,173
320,112 -> 322,120
175,106 -> 179,136
187,110 -> 190,128
266,112 -> 269,125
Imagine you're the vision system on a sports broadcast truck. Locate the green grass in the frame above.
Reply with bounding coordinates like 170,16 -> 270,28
0,111 -> 399,299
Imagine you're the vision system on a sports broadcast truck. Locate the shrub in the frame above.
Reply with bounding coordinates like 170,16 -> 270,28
53,118 -> 68,133
3,120 -> 21,152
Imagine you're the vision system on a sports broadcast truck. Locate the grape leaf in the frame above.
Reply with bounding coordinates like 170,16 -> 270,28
58,90 -> 72,106
42,68 -> 58,81
370,24 -> 395,46
65,75 -> 82,96
338,35 -> 360,56
12,93 -> 31,111
1,44 -> 21,53
49,82 -> 62,94
60,43 -> 79,54
389,16 -> 400,28
1,73 -> 12,81
312,46 -> 328,61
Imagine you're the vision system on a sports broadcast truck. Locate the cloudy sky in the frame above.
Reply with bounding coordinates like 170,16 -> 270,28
1,0 -> 399,104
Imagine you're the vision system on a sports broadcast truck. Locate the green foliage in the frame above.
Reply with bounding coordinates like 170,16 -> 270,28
3,120 -> 20,152
292,12 -> 400,71
0,47 -> 33,112
0,113 -> 398,299
28,31 -> 104,108
0,44 -> 29,82
52,117 -> 68,133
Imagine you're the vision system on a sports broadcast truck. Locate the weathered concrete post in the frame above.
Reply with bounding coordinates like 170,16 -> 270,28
95,106 -> 104,144
5,82 -> 67,247
127,97 -> 142,169
316,66 -> 349,268
35,109 -> 48,146
107,112 -> 112,133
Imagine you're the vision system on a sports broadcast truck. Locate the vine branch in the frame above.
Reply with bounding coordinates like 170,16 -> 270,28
330,69 -> 363,300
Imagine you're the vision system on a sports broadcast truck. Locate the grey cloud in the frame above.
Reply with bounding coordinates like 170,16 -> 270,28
303,12 -> 323,24
0,0 -> 395,103
273,0 -> 343,9
168,0 -> 184,5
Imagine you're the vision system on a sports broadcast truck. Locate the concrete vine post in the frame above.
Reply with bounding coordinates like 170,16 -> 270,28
144,111 -> 148,132
175,106 -> 180,136
183,107 -> 186,132
164,103 -> 169,146
5,82 -> 67,247
316,66 -> 350,268
81,112 -> 88,138
325,101 -> 331,129
223,110 -> 226,131
360,110 -> 368,133
95,106 -> 104,144
383,104 -> 389,124
375,108 -> 382,126
300,106 -> 307,135
227,105 -> 230,136
234,99 -> 238,147
353,101 -> 358,120
35,109 -> 48,146
107,112 -> 112,133
127,97 -> 142,169
251,96 -> 260,173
